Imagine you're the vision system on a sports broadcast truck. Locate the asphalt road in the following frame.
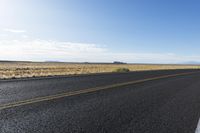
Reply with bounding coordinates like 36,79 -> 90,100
1,69 -> 200,133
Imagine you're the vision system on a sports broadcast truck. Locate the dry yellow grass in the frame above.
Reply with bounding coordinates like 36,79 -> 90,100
0,62 -> 200,79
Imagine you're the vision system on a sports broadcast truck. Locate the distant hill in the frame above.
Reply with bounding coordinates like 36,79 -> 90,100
181,61 -> 200,65
113,61 -> 127,64
0,60 -> 32,63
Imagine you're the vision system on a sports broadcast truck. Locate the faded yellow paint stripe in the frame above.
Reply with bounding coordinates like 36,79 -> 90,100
0,71 -> 198,110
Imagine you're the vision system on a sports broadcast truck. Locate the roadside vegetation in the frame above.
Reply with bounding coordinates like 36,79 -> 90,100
113,68 -> 130,72
0,62 -> 200,79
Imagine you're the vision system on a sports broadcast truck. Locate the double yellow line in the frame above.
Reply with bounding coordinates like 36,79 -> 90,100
0,71 -> 198,110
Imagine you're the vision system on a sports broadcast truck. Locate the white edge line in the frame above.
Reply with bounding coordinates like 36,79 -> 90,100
195,118 -> 200,133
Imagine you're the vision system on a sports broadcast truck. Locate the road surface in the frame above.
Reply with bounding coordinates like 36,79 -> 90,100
1,69 -> 200,133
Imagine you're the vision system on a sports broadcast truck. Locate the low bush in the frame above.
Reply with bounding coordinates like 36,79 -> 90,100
113,68 -> 130,73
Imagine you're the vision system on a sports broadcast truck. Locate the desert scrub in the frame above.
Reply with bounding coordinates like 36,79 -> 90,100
0,62 -> 200,79
114,68 -> 130,72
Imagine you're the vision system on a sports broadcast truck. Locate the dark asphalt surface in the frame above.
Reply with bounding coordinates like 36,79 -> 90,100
0,69 -> 198,105
1,69 -> 200,133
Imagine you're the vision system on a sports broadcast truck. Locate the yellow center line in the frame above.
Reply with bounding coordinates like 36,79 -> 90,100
0,71 -> 198,110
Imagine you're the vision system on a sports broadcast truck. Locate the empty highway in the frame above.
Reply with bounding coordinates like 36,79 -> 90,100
1,69 -> 200,133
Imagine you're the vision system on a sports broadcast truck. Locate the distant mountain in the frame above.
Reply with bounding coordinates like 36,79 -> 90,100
0,60 -> 32,63
45,61 -> 62,63
181,61 -> 200,65
113,61 -> 127,64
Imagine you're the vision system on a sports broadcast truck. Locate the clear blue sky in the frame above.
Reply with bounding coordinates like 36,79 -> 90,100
0,0 -> 200,63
